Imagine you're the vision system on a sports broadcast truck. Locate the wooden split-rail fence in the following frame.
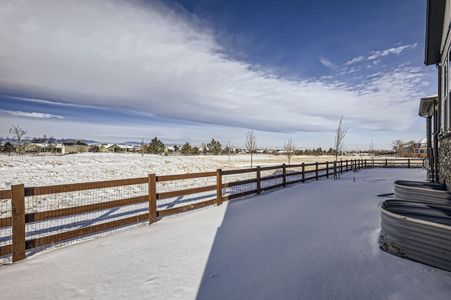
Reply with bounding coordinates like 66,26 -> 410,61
0,158 -> 424,262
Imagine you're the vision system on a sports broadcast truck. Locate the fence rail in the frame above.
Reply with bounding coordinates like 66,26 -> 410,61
0,158 -> 424,263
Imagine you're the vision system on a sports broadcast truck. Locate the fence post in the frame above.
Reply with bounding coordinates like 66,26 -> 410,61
346,160 -> 348,172
408,158 -> 410,168
282,164 -> 287,187
301,163 -> 305,183
385,159 -> 388,168
334,161 -> 337,179
216,169 -> 223,205
315,162 -> 319,180
11,184 -> 25,262
148,174 -> 157,224
326,161 -> 329,178
340,159 -> 343,174
256,166 -> 261,194
364,159 -> 367,168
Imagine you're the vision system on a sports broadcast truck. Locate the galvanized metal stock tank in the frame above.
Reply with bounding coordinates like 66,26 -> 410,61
394,180 -> 451,204
380,180 -> 451,271
380,200 -> 451,271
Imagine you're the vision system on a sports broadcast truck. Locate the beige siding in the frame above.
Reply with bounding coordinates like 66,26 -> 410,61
62,145 -> 89,154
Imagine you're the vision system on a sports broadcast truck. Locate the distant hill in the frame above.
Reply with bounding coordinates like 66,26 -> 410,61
0,137 -> 100,144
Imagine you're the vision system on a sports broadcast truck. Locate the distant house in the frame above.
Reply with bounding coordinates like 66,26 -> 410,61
61,141 -> 89,154
24,143 -> 43,153
166,145 -> 175,153
118,144 -> 136,152
100,144 -> 122,153
54,144 -> 63,153
399,139 -> 427,158
414,138 -> 427,157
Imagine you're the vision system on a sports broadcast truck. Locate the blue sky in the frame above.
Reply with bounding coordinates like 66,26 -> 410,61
0,0 -> 436,149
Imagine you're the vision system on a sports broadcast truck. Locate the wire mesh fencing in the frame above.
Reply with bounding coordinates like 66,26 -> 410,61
157,175 -> 216,211
0,195 -> 12,264
260,167 -> 283,190
222,169 -> 257,199
23,183 -> 149,256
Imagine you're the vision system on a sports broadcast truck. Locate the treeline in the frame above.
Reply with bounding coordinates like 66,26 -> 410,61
140,137 -> 341,156
293,148 -> 336,156
142,137 -> 228,155
0,142 -> 15,154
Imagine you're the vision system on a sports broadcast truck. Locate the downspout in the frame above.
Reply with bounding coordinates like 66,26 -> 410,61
426,116 -> 433,181
434,64 -> 441,183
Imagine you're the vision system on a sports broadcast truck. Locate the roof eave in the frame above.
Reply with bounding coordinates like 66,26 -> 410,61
424,0 -> 446,66
418,95 -> 437,117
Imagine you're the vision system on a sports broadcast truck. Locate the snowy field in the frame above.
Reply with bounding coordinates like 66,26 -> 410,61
0,168 -> 449,299
0,152 -> 365,189
0,152 -> 364,217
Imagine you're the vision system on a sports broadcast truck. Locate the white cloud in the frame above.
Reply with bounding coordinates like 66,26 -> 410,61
345,56 -> 365,65
319,56 -> 337,70
0,1 -> 425,133
0,109 -> 64,119
367,43 -> 417,61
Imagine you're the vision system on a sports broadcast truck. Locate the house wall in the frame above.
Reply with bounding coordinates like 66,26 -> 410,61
438,137 -> 451,187
62,145 -> 89,154
437,0 -> 451,187
24,145 -> 42,153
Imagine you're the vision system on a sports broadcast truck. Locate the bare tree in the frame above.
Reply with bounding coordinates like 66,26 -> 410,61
391,139 -> 403,157
140,139 -> 145,157
245,130 -> 257,167
334,116 -> 348,161
283,138 -> 295,164
226,139 -> 232,163
42,134 -> 48,155
369,139 -> 376,164
9,124 -> 27,155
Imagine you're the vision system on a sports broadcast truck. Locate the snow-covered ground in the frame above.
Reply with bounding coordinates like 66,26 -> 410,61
0,168 -> 449,299
0,153 -> 364,188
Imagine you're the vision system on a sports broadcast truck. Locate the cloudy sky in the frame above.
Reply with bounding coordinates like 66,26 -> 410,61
0,0 -> 436,149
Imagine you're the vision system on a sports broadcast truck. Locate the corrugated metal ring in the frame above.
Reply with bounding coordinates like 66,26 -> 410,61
394,180 -> 451,204
380,200 -> 451,272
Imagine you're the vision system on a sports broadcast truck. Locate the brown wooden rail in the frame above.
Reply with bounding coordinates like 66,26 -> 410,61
0,158 -> 424,262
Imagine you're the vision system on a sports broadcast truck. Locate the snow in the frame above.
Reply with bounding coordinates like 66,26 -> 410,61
0,152 -> 359,218
0,152 -> 362,189
0,168 -> 450,299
